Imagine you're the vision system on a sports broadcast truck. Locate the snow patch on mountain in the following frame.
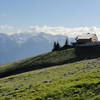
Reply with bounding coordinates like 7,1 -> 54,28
2,26 -> 100,40
1,26 -> 100,65
0,32 -> 67,65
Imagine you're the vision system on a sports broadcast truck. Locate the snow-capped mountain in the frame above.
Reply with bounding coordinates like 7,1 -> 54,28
0,32 -> 67,65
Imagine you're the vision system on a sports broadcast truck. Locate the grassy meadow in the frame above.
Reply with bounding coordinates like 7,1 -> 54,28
0,48 -> 76,78
0,57 -> 100,100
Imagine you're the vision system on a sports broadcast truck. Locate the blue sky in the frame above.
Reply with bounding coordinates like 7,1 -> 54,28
0,0 -> 100,33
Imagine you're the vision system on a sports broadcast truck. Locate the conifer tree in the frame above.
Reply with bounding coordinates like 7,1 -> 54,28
63,38 -> 68,48
65,38 -> 68,46
61,38 -> 69,50
52,41 -> 60,51
52,41 -> 56,51
56,41 -> 61,50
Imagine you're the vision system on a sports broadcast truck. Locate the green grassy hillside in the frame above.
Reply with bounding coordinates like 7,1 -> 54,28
0,57 -> 100,100
0,48 -> 77,78
1,46 -> 100,78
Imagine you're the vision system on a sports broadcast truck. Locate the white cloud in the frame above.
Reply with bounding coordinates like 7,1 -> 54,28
1,25 -> 100,40
28,26 -> 100,40
0,24 -> 13,30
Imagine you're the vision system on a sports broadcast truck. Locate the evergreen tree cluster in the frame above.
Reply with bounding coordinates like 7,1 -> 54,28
52,38 -> 70,52
52,41 -> 61,51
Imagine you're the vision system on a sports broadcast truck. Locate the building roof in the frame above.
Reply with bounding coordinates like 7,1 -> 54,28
76,33 -> 96,40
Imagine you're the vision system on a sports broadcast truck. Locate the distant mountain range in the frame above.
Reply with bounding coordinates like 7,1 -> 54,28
0,32 -> 74,65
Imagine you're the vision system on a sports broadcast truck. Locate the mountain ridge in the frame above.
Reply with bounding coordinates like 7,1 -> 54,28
0,32 -> 68,65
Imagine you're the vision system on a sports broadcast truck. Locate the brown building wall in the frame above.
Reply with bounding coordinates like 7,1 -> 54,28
76,34 -> 98,44
77,39 -> 91,44
91,35 -> 98,42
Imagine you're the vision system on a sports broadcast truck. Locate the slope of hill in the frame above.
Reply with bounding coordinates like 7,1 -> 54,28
0,57 -> 100,100
0,48 -> 76,78
0,32 -> 67,65
1,45 -> 100,78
